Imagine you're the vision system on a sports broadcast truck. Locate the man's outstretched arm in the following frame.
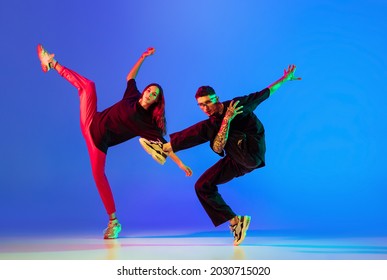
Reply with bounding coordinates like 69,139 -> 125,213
268,64 -> 301,95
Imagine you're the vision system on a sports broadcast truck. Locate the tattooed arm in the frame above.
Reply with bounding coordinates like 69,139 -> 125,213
268,64 -> 301,95
212,100 -> 244,153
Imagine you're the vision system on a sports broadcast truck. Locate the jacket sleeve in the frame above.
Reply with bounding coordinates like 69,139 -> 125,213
170,119 -> 218,153
234,88 -> 270,116
122,79 -> 141,99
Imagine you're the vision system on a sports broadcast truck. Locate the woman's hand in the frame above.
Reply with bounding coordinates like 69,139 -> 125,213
167,147 -> 193,177
127,47 -> 156,81
180,164 -> 193,177
142,47 -> 155,59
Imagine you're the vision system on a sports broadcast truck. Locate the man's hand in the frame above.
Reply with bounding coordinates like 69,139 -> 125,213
283,64 -> 301,81
224,100 -> 243,122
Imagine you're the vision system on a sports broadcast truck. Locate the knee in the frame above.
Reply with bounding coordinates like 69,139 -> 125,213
194,180 -> 203,192
84,80 -> 96,92
195,177 -> 215,195
242,155 -> 263,169
194,178 -> 207,194
247,159 -> 261,169
76,79 -> 95,93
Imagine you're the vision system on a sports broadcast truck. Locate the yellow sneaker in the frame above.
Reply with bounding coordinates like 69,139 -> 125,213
139,138 -> 167,165
230,215 -> 251,246
37,44 -> 55,72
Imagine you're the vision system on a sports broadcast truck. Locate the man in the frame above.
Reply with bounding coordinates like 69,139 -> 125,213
140,65 -> 301,245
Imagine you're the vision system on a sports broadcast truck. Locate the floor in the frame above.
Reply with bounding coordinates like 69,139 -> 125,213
1,230 -> 387,260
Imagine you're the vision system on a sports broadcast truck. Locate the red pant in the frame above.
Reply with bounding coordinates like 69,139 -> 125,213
59,66 -> 116,215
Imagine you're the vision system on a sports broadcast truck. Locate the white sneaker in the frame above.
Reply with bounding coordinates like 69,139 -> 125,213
37,44 -> 55,72
139,138 -> 167,165
230,215 -> 251,246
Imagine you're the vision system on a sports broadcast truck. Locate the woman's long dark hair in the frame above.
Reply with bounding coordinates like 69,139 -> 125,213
144,83 -> 166,136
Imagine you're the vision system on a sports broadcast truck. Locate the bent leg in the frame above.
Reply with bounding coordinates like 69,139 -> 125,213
226,132 -> 263,169
195,156 -> 253,227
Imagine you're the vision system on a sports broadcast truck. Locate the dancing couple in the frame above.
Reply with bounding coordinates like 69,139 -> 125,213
37,44 -> 300,245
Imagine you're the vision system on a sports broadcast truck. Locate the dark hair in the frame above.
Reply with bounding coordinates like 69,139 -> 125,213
195,86 -> 216,99
144,83 -> 167,136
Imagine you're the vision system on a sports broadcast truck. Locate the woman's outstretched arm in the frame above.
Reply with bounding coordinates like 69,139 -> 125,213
168,150 -> 193,177
126,47 -> 155,81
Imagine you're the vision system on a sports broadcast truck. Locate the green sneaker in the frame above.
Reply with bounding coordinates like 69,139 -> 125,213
103,219 -> 122,239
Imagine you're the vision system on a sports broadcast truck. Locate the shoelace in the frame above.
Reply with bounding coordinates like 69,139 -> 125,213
105,222 -> 118,234
40,49 -> 53,65
147,139 -> 163,147
229,224 -> 237,237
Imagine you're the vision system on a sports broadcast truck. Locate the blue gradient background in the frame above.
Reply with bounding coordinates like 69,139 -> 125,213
0,0 -> 386,236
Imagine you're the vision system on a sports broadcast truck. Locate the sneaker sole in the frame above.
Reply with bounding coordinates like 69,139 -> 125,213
139,138 -> 167,165
234,216 -> 251,246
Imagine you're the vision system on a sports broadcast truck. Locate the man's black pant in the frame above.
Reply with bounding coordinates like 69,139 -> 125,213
195,134 -> 264,226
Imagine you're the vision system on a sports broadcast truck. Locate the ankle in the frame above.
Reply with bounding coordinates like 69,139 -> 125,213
109,213 -> 117,221
49,59 -> 58,70
229,216 -> 239,226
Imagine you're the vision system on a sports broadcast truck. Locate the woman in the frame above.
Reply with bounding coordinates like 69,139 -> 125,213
37,45 -> 192,239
